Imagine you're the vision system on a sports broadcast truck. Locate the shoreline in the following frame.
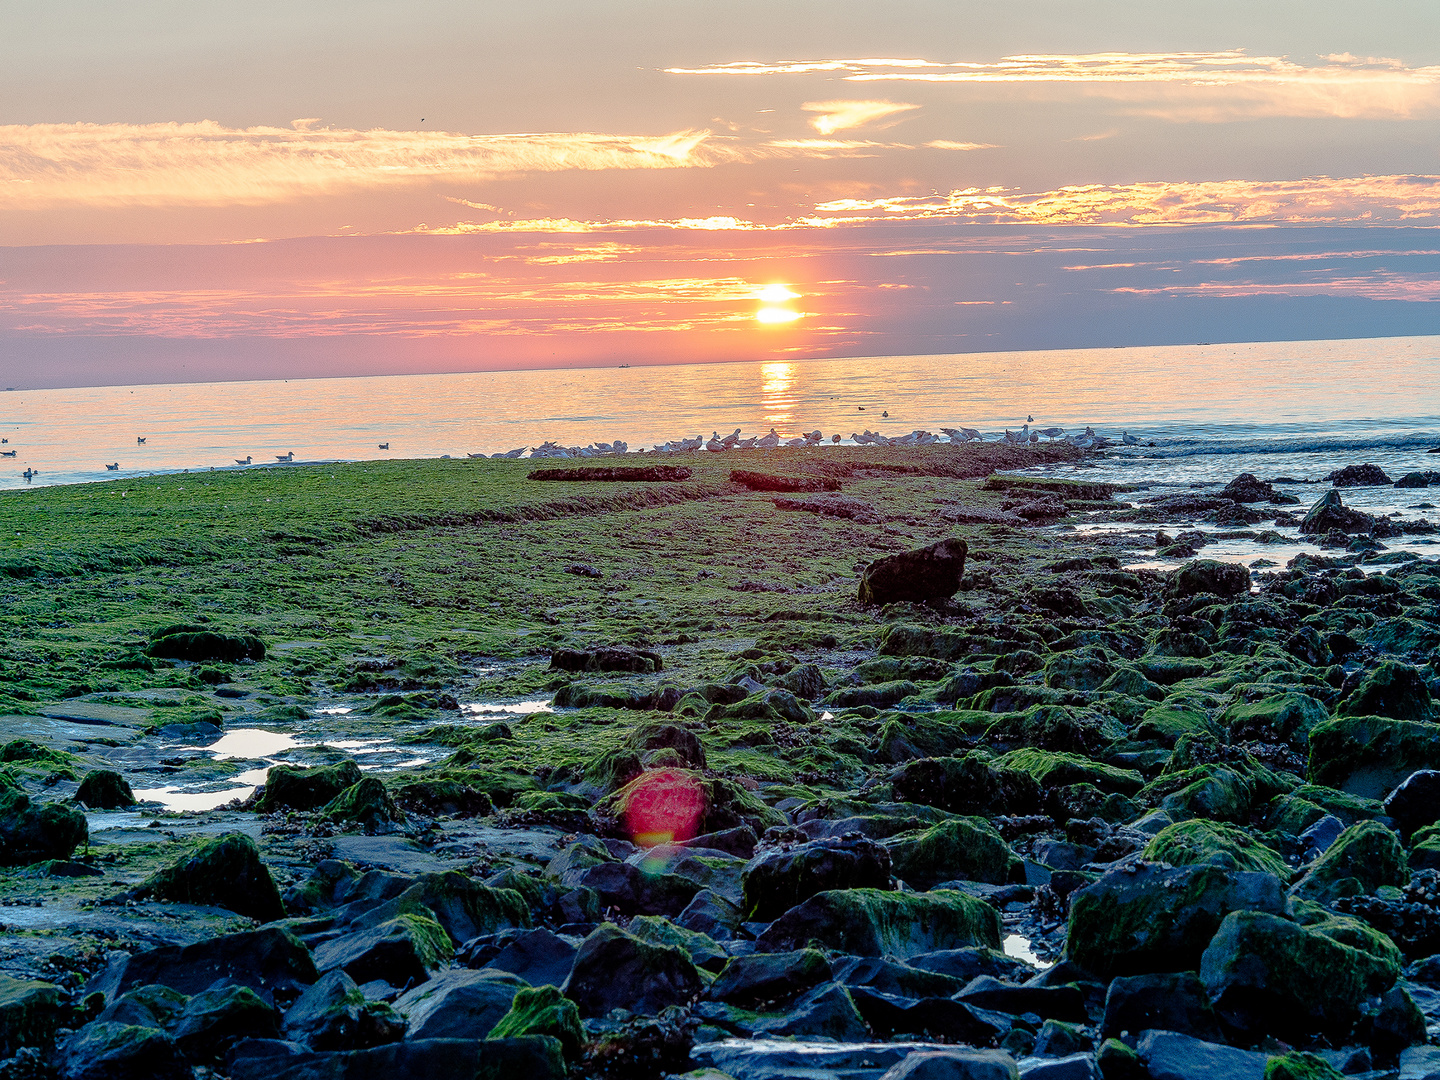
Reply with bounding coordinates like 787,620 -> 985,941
0,443 -> 1438,1077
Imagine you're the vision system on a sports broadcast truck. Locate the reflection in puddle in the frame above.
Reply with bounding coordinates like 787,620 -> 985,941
1003,932 -> 1052,970
131,785 -> 257,812
463,700 -> 553,716
187,728 -> 301,760
314,706 -> 353,715
323,739 -> 388,751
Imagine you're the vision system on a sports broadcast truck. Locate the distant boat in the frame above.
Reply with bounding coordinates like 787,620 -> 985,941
105,463 -> 120,470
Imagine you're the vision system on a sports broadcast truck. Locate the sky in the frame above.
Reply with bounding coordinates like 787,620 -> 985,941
4,0 -> 1440,388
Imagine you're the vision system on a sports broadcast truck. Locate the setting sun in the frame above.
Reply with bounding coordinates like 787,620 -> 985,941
755,284 -> 801,303
756,307 -> 802,324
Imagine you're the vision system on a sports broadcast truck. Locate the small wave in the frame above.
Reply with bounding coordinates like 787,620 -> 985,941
1118,432 -> 1440,459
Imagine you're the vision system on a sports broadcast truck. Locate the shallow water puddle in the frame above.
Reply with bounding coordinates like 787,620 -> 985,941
129,784 -> 258,812
190,728 -> 302,760
1003,932 -> 1053,970
463,699 -> 554,716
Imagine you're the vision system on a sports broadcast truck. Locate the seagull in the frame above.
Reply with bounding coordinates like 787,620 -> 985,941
234,456 -> 251,465
1122,431 -> 1140,446
137,437 -> 146,444
0,450 -> 14,458
757,428 -> 780,449
1038,427 -> 1065,440
720,428 -> 742,448
22,468 -> 36,479
1,438 -> 7,443
1027,415 -> 1035,423
706,435 -> 726,452
105,463 -> 120,471
276,452 -> 294,462
378,442 -> 389,450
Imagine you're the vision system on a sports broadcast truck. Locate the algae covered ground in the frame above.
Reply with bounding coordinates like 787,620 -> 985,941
1,443 -> 1440,1079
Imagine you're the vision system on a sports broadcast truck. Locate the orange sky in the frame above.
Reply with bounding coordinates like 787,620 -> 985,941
3,1 -> 1440,386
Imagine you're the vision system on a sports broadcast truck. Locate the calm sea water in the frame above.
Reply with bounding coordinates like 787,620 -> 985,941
1,336 -> 1437,499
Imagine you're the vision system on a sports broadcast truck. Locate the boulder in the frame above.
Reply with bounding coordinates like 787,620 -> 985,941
170,984 -> 281,1062
282,969 -> 406,1051
890,754 -> 1042,817
52,1021 -> 190,1080
1300,491 -> 1374,535
134,832 -> 284,922
756,888 -> 1002,958
1135,1030 -> 1268,1080
0,790 -> 87,866
474,927 -> 578,988
877,1049 -> 1021,1080
1289,820 -> 1407,903
1384,769 -> 1440,839
392,968 -> 525,1040
146,630 -> 265,662
73,769 -> 135,809
1264,1054 -> 1347,1080
562,924 -> 703,1017
705,949 -> 831,1008
322,777 -> 405,831
313,914 -> 453,987
1308,714 -> 1440,798
1200,910 -> 1402,1039
0,975 -> 62,1057
1222,473 -> 1277,502
1142,819 -> 1290,878
741,836 -> 893,921
571,860 -> 702,917
549,646 -> 663,674
384,872 -> 531,944
487,984 -> 582,1061
1101,971 -> 1224,1041
1396,472 -> 1435,489
858,537 -> 968,606
1167,559 -> 1251,599
1065,863 -> 1287,979
1327,464 -> 1393,487
956,975 -> 1086,1022
1221,692 -> 1328,750
885,818 -> 1017,889
255,761 -> 363,813
95,984 -> 188,1029
87,927 -> 318,1005
229,1035 -> 566,1080
1336,660 -> 1436,722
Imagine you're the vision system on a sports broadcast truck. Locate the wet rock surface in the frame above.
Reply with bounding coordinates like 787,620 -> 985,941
0,446 -> 1438,1078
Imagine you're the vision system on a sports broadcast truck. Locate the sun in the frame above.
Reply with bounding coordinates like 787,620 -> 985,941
756,283 -> 800,303
756,307 -> 801,324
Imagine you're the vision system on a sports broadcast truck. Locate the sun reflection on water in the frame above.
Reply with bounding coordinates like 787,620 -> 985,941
761,361 -> 795,427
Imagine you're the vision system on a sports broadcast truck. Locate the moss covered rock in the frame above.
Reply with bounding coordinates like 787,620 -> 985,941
322,777 -> 405,831
1337,660 -> 1436,722
1290,820 -> 1407,902
1222,693 -> 1329,749
73,769 -> 135,810
1168,559 -> 1252,600
561,924 -> 702,1018
1264,1053 -> 1346,1080
1308,714 -> 1440,798
0,975 -> 61,1057
139,832 -> 285,922
755,888 -> 1001,958
890,752 -> 1042,816
487,985 -> 582,1061
1044,647 -> 1116,692
886,818 -> 1018,889
256,761 -> 363,813
0,790 -> 87,866
1144,819 -> 1290,878
1201,909 -> 1402,1039
1066,862 -> 1287,979
740,836 -> 892,921
146,630 -> 265,662
996,748 -> 1143,795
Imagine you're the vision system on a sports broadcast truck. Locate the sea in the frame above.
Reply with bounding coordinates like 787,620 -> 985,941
3,334 -> 1439,568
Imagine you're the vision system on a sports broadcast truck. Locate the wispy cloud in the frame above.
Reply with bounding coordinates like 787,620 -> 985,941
670,51 -> 1440,119
925,140 -> 999,150
1114,273 -> 1440,302
802,99 -> 919,134
0,121 -> 740,207
810,175 -> 1440,225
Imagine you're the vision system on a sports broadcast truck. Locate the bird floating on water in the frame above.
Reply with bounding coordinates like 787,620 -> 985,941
1122,431 -> 1140,446
0,450 -> 14,458
21,468 -> 35,479
136,437 -> 146,444
105,463 -> 119,471
276,452 -> 294,462
234,456 -> 251,465
378,442 -> 389,450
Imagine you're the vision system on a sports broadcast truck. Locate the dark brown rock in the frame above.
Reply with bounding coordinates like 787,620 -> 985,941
528,466 -> 691,481
730,469 -> 840,492
857,538 -> 968,606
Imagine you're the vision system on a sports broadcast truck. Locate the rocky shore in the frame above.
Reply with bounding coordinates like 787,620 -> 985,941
0,443 -> 1438,1079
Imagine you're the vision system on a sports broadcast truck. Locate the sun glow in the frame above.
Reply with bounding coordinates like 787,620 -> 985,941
755,283 -> 801,302
756,306 -> 802,323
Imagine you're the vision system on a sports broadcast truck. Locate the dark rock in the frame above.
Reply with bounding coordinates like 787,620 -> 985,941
0,791 -> 87,866
891,754 -> 1042,817
1135,1030 -> 1268,1080
1065,863 -> 1287,979
705,949 -> 831,1008
626,721 -> 704,768
1396,472 -> 1436,489
886,819 -> 1017,890
171,985 -> 281,1062
756,888 -> 1001,958
313,914 -> 452,987
549,646 -> 663,674
476,928 -> 577,988
571,861 -> 702,917
95,984 -> 187,1029
133,832 -> 285,922
858,537 -> 968,606
956,975 -> 1086,1022
741,836 -> 893,921
1328,463 -> 1394,487
487,984 -> 583,1061
282,970 -> 406,1051
876,1049 -> 1022,1080
1301,491 -> 1375,535
1033,1019 -> 1092,1057
675,888 -> 744,939
0,976 -> 61,1057
322,778 -> 405,831
87,927 -> 319,1006
1166,560 -> 1251,600
910,948 -> 1035,984
1309,713 -> 1440,798
146,630 -> 265,662
52,1022 -> 190,1080
392,969 -> 524,1039
1337,659 -> 1436,722
687,825 -> 758,858
529,464 -> 690,481
229,1035 -> 566,1080
1101,971 -> 1224,1041
562,924 -> 702,1018
255,761 -> 363,813
848,986 -> 1010,1046
1385,770 -> 1440,839
1222,473 -> 1276,502
73,770 -> 135,809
